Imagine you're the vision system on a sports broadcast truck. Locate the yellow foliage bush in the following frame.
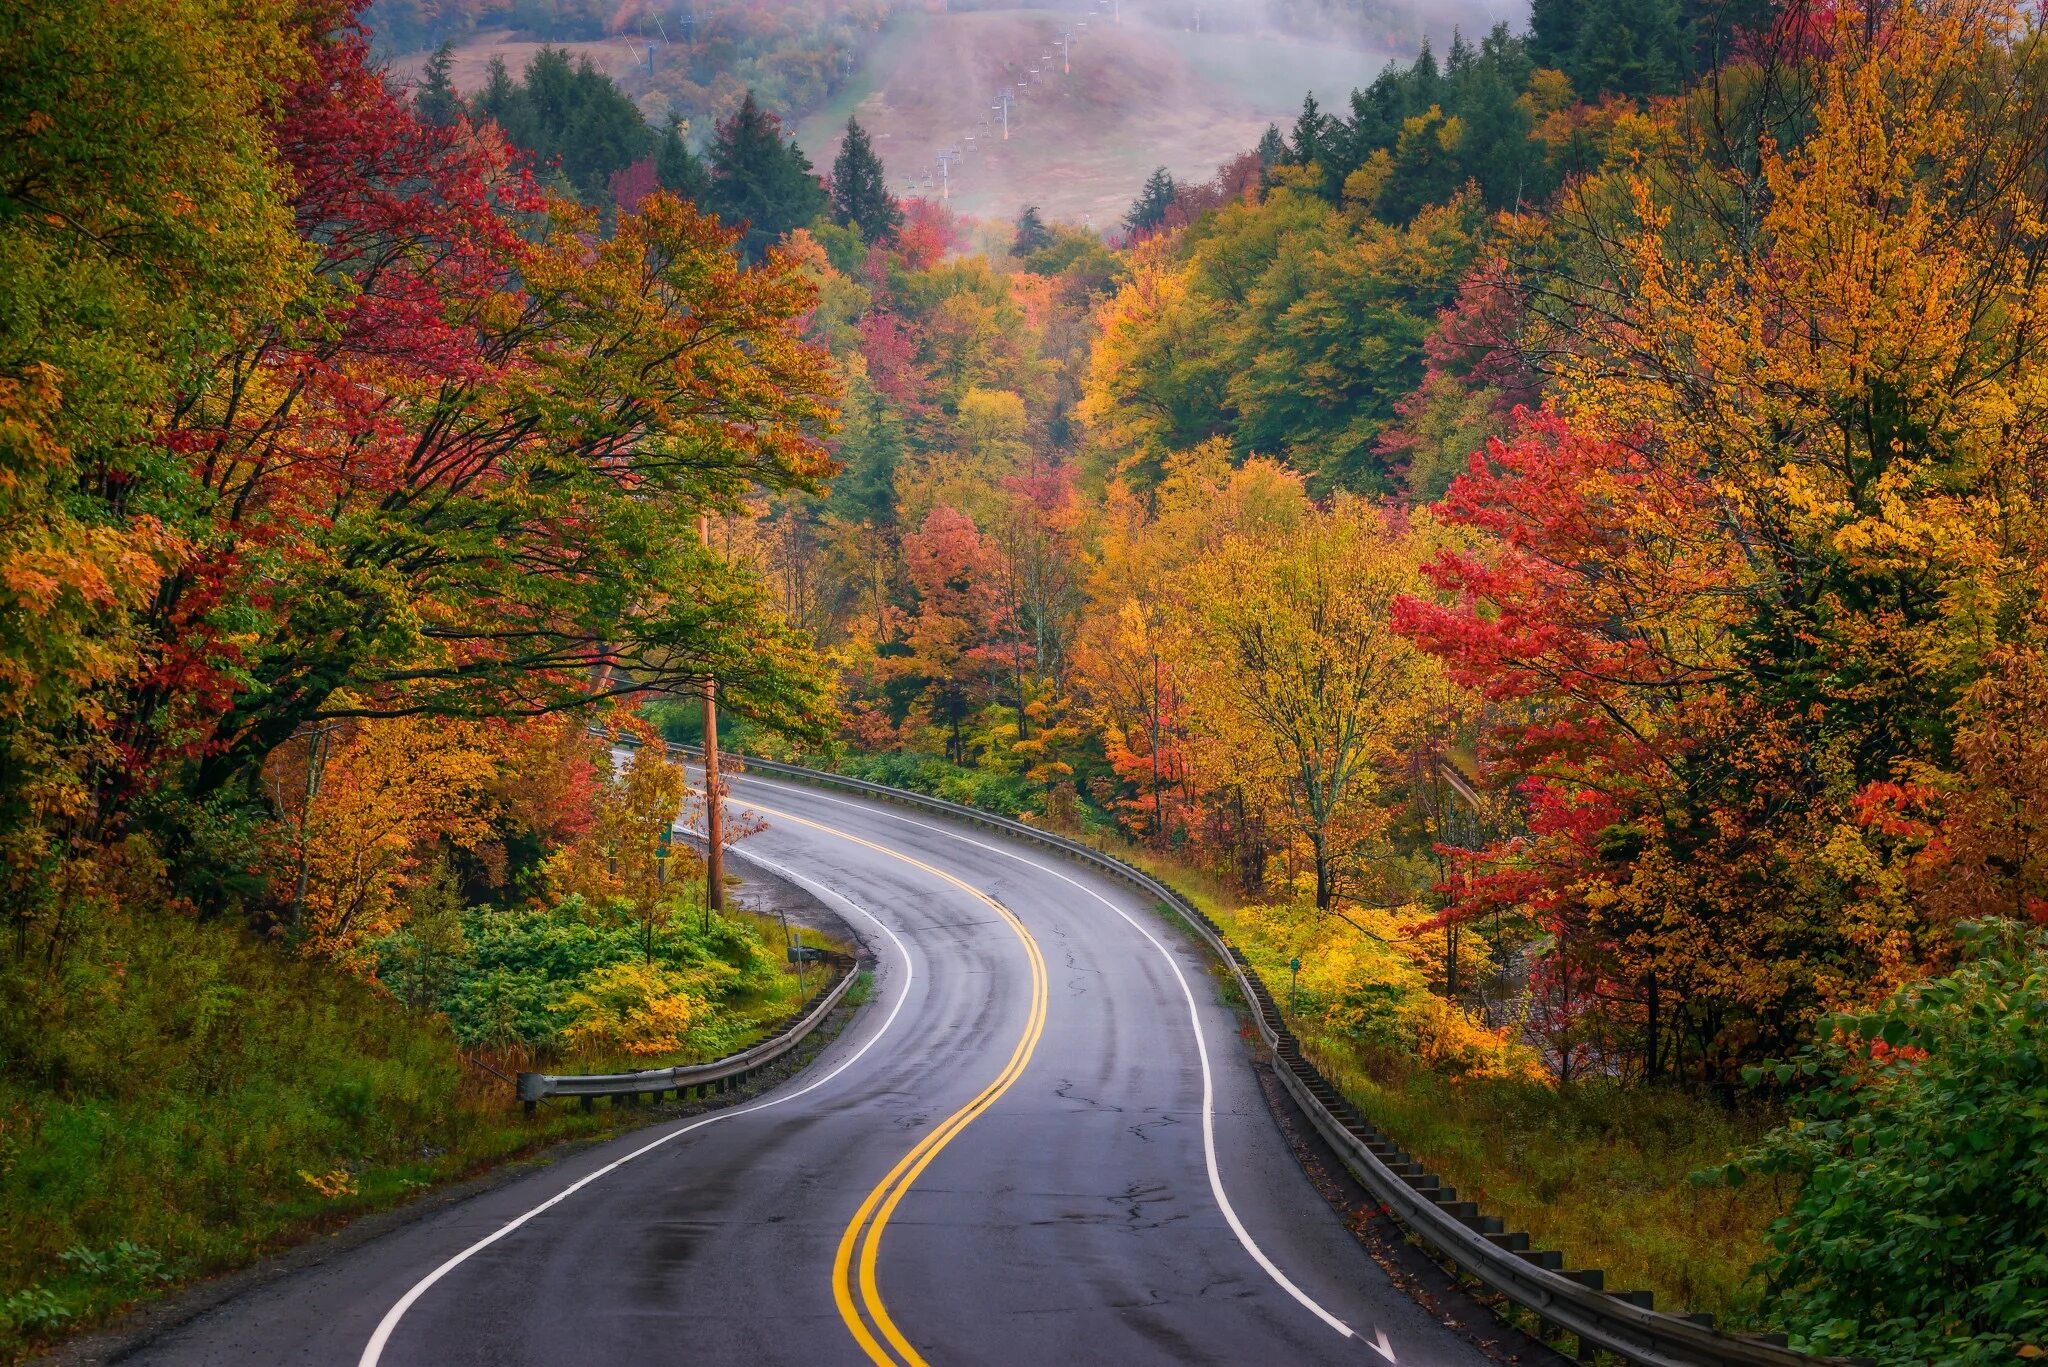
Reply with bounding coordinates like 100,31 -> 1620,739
1235,899 -> 1540,1082
556,961 -> 711,1058
297,1167 -> 356,1199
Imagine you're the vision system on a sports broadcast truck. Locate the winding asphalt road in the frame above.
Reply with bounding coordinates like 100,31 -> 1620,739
126,770 -> 1492,1366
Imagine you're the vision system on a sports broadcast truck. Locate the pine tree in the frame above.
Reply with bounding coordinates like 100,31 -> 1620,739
824,366 -> 905,526
1254,124 -> 1287,168
1568,0 -> 1684,97
475,56 -> 519,131
415,41 -> 462,127
1289,93 -> 1332,167
1527,0 -> 1582,71
655,115 -> 711,204
1011,205 -> 1054,257
466,48 -> 654,205
830,117 -> 902,244
1123,167 -> 1177,238
708,91 -> 828,261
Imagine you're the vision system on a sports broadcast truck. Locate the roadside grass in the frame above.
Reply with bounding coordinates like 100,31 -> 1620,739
1300,1038 -> 1785,1327
1107,844 -> 1786,1328
845,969 -> 875,1007
0,907 -> 847,1360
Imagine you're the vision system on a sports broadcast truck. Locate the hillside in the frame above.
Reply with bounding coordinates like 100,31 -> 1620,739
796,8 -> 1401,225
376,2 -> 1513,228
389,26 -> 647,90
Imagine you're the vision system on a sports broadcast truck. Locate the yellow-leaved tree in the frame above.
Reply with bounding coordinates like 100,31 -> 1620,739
1184,502 -> 1457,914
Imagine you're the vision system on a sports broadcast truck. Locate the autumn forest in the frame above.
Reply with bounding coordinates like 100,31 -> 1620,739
4,0 -> 2045,1361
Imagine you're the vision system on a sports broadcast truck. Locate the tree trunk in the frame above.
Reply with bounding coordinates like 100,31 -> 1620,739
1644,972 -> 1660,1083
1148,657 -> 1164,848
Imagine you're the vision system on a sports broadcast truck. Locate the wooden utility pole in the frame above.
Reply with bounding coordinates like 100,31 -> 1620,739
700,514 -> 725,917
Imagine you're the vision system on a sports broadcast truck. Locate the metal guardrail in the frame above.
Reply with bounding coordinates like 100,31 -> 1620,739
516,954 -> 857,1117
675,744 -> 1853,1367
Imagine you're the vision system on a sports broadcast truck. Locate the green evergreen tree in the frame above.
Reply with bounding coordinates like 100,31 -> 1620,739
1254,124 -> 1287,167
1453,26 -> 1539,210
707,91 -> 828,261
829,117 -> 902,244
466,48 -> 653,205
1682,0 -> 1780,68
1123,167 -> 1177,237
824,366 -> 905,526
415,41 -> 462,127
1288,92 -> 1333,167
1568,0 -> 1685,97
655,116 -> 711,204
1528,0 -> 1581,71
1011,205 -> 1054,257
474,56 -> 520,132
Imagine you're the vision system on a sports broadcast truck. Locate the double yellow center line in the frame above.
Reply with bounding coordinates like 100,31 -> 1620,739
745,801 -> 1049,1367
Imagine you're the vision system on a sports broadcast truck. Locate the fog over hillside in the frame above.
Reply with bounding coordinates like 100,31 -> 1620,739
383,0 -> 1526,226
800,0 -> 1527,224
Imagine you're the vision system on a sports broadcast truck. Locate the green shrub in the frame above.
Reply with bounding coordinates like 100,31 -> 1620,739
832,751 -> 1037,818
1718,919 -> 2048,1362
387,898 -> 783,1058
0,1286 -> 70,1338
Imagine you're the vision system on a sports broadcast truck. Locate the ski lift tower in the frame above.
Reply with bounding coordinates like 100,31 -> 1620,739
936,148 -> 961,200
993,89 -> 1014,139
1061,29 -> 1073,73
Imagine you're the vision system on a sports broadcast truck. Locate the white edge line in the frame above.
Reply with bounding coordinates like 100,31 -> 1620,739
727,772 -> 1366,1346
358,850 -> 913,1367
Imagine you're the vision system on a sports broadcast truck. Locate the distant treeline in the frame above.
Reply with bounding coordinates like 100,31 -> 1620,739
368,0 -> 889,146
1122,0 -> 1780,242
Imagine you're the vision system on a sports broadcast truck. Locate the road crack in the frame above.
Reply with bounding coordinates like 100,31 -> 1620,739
1054,1077 -> 1124,1112
1126,1112 -> 1181,1143
1063,946 -> 1101,997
